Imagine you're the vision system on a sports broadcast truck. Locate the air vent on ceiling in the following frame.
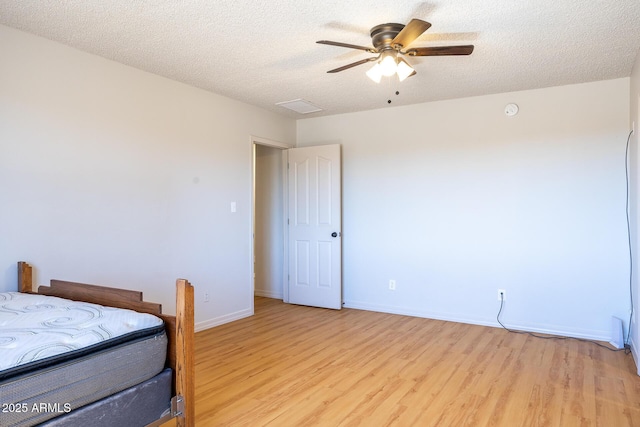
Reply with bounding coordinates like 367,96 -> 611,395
275,99 -> 323,114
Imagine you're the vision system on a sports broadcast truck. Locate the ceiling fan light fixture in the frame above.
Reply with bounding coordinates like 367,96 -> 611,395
366,63 -> 383,83
396,58 -> 415,82
379,51 -> 397,77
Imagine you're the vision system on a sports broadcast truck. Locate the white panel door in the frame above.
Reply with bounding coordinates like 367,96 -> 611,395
288,144 -> 342,309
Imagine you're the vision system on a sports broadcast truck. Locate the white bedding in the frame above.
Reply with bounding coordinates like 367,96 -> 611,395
0,292 -> 163,371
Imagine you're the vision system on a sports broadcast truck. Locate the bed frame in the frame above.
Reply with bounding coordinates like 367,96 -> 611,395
16,261 -> 195,427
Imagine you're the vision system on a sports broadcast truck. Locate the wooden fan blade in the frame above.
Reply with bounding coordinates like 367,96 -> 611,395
391,19 -> 432,48
317,40 -> 377,53
405,45 -> 474,56
327,57 -> 378,73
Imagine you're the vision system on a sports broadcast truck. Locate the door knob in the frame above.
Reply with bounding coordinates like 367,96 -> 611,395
331,232 -> 338,238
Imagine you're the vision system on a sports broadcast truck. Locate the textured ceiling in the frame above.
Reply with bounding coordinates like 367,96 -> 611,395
1,1 -> 640,118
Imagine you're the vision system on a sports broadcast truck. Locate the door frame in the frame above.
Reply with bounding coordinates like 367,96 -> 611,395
251,135 -> 293,311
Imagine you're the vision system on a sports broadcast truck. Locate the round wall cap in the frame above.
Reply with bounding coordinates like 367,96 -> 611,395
504,103 -> 519,117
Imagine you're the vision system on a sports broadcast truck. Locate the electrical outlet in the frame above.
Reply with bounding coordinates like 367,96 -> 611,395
497,289 -> 506,301
389,280 -> 396,291
204,293 -> 210,303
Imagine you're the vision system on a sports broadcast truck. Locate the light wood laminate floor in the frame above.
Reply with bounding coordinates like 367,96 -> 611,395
182,297 -> 640,426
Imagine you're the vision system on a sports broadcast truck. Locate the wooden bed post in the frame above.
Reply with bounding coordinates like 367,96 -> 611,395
18,261 -> 33,293
175,278 -> 195,427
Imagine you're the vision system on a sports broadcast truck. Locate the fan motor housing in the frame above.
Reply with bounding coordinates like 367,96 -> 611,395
370,23 -> 405,50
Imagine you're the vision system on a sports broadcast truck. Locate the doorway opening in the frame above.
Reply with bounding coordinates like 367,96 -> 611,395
252,137 -> 343,313
252,136 -> 291,311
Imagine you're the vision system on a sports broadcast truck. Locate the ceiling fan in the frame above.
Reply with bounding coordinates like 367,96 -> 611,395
317,18 -> 474,83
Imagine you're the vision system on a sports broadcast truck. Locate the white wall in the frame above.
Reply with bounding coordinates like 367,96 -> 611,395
0,25 -> 295,330
298,79 -> 630,340
1,22 -> 633,345
254,144 -> 285,299
630,48 -> 640,372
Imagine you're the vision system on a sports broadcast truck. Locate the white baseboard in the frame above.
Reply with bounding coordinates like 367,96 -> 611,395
195,307 -> 253,332
343,300 -> 611,342
254,289 -> 283,299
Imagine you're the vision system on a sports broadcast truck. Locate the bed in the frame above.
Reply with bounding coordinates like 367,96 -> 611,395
0,261 -> 195,427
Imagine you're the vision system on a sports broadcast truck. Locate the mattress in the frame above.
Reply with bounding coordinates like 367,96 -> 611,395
0,292 -> 168,426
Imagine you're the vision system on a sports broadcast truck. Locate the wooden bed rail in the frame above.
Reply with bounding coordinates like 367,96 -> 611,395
17,261 -> 195,426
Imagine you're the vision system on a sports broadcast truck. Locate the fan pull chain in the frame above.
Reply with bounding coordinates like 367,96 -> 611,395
387,76 -> 401,104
